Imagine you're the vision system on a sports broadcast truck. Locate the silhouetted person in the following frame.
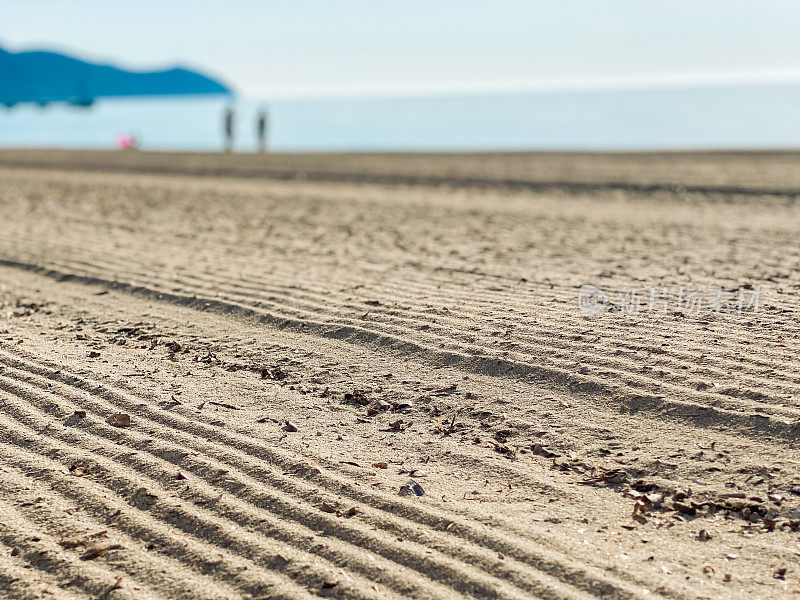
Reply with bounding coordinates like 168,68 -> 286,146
223,106 -> 235,152
257,108 -> 269,153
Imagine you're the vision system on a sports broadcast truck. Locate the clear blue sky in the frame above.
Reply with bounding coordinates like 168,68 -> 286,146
5,1 -> 800,98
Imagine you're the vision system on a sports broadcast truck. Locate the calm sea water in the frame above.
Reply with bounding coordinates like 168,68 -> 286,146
4,83 -> 800,152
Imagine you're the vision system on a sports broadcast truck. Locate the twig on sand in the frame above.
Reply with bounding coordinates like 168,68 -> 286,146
446,409 -> 462,436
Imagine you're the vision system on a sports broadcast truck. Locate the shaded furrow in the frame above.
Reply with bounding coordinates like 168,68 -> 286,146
0,346 -> 683,600
10,234 -> 800,415
37,232 -> 800,364
0,540 -> 91,600
0,466 -> 245,600
0,497 -> 161,600
10,233 -> 799,412
0,381 -> 524,600
3,258 -> 796,442
0,427 -> 395,600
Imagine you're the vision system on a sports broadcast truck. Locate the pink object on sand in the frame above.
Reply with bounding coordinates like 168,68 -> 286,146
116,133 -> 136,150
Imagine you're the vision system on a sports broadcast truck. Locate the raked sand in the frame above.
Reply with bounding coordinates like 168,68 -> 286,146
0,149 -> 799,599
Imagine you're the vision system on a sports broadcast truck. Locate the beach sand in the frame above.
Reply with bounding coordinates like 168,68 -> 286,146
0,149 -> 799,599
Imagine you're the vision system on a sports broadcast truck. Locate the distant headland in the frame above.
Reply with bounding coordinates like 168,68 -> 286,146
0,45 -> 232,108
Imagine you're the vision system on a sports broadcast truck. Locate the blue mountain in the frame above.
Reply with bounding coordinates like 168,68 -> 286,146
0,46 -> 232,107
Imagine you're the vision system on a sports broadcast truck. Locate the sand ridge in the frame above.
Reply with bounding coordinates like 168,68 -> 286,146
0,151 -> 799,599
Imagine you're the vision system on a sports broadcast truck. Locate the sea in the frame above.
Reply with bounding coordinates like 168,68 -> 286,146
4,82 -> 800,152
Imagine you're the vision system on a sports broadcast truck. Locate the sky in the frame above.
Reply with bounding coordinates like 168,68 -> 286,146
5,1 -> 800,99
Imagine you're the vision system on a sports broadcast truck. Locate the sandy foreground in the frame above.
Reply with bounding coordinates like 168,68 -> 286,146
0,150 -> 799,599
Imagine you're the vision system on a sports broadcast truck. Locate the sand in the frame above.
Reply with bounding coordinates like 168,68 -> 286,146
0,149 -> 799,599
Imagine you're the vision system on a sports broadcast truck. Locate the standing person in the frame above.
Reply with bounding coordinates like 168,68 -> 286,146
257,108 -> 268,153
223,106 -> 235,152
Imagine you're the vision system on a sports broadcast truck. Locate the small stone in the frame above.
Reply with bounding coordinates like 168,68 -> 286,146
399,479 -> 424,497
109,413 -> 131,427
261,367 -> 287,380
321,581 -> 338,590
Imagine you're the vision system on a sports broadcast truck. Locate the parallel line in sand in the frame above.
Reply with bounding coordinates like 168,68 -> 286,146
5,156 -> 800,198
0,540 -> 91,600
63,364 -> 579,503
0,346 -> 684,600
39,232 -> 800,360
0,375 -> 539,600
0,466 -> 246,600
12,228 -> 796,360
0,380 -> 328,597
9,253 -> 800,437
14,248 -> 800,422
132,261 -> 800,404
19,244 -> 800,410
0,497 -> 163,600
147,265 -> 800,390
2,258 -> 797,442
12,235 -> 800,399
11,241 -> 795,404
0,381 -> 532,600
1,334 -> 572,506
0,426 -> 399,600
7,251 -> 780,428
0,443 -> 325,600
0,360 -> 635,600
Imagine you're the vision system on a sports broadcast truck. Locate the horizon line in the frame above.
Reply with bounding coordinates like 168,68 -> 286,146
242,70 -> 800,102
